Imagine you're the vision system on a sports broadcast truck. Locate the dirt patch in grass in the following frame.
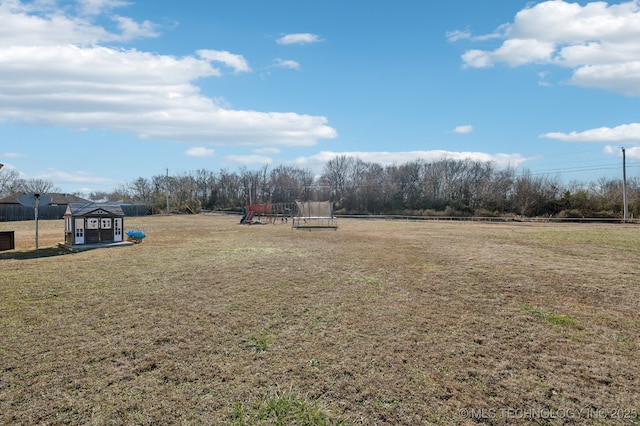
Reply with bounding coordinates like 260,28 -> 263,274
1,216 -> 640,424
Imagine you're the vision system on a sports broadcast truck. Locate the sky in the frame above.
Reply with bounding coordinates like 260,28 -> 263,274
2,0 -> 640,195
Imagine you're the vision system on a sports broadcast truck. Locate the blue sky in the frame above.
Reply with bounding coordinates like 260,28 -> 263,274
2,0 -> 640,195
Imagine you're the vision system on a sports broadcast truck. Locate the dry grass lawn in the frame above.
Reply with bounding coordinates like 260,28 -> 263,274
1,215 -> 640,425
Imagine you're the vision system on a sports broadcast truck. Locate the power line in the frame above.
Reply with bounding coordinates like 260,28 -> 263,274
525,165 -> 620,176
515,147 -> 640,179
521,162 -> 640,178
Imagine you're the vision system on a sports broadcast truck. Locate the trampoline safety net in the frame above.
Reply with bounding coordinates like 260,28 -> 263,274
292,201 -> 338,229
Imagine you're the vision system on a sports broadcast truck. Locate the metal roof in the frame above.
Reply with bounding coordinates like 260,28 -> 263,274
65,202 -> 125,217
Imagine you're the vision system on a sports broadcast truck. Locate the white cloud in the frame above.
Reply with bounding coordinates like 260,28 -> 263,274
272,58 -> 301,70
223,147 -> 282,165
112,15 -> 159,40
197,49 -> 251,73
446,30 -> 472,43
453,125 -> 473,134
625,146 -> 640,159
569,61 -> 640,96
289,150 -> 528,173
0,0 -> 158,46
225,154 -> 273,165
493,38 -> 556,67
604,145 -> 640,159
2,152 -> 26,158
254,147 -> 280,155
446,26 -> 507,43
0,1 -> 336,147
462,39 -> 556,69
537,71 -> 552,87
461,49 -> 494,68
185,147 -> 215,157
37,168 -> 115,185
453,0 -> 640,95
276,33 -> 322,45
541,123 -> 640,142
77,0 -> 131,16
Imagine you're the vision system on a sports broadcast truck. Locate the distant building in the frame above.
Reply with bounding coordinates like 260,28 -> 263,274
0,193 -> 149,222
0,193 -> 93,222
0,192 -> 90,206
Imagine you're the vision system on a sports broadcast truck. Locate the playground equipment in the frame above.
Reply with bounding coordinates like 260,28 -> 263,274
240,202 -> 295,225
239,199 -> 337,230
292,201 -> 338,230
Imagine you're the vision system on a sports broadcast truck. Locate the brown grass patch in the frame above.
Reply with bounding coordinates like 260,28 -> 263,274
1,216 -> 640,424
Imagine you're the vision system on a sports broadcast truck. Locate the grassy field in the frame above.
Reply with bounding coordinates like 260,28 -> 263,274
1,215 -> 640,425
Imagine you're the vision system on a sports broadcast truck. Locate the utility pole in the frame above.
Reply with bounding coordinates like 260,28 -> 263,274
34,194 -> 40,249
166,168 -> 170,215
622,147 -> 628,223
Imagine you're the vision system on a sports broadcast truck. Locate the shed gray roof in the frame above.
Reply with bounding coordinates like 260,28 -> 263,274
65,202 -> 125,217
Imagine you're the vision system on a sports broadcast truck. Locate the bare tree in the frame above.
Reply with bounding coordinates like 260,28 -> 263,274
0,168 -> 22,198
19,178 -> 60,194
390,161 -> 425,210
72,156 -> 640,219
128,177 -> 154,205
481,168 -> 515,214
322,155 -> 353,203
511,170 -> 560,216
193,169 -> 216,209
216,170 -> 243,209
357,162 -> 386,214
269,166 -> 313,203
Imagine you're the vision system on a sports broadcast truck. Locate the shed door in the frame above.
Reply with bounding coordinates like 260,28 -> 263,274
86,218 -> 100,244
114,218 -> 123,242
74,218 -> 85,244
100,218 -> 113,242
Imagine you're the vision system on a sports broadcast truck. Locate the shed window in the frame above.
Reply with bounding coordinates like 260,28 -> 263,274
87,218 -> 99,229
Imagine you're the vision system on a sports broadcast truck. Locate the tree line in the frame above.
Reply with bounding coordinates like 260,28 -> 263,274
0,169 -> 61,197
1,157 -> 638,218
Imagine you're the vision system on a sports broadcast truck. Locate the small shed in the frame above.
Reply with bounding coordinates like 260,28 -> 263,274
64,203 -> 124,246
